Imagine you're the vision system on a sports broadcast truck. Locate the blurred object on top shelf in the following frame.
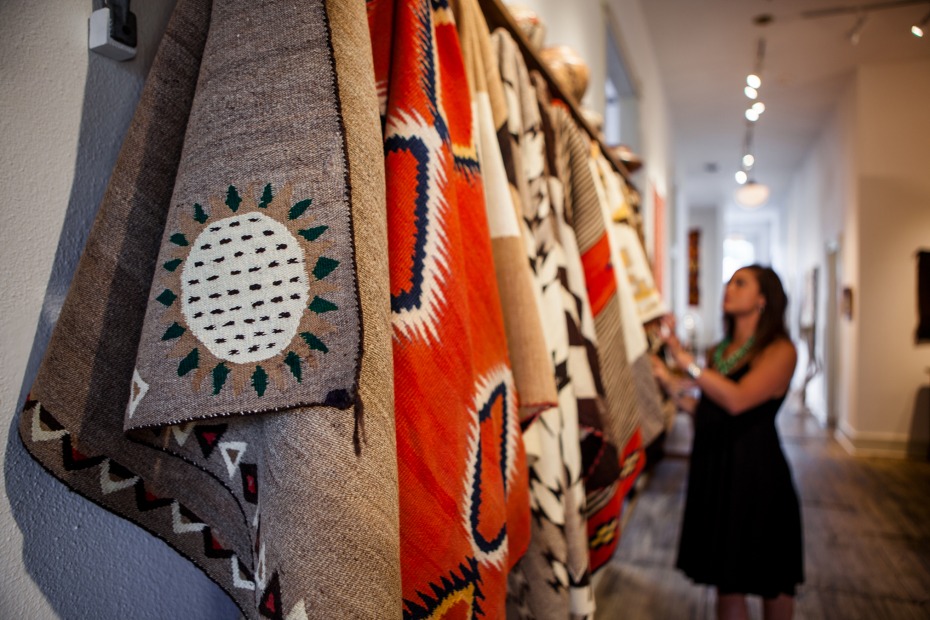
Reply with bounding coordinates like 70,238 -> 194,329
506,4 -> 546,51
612,144 -> 643,173
539,45 -> 589,103
581,107 -> 605,142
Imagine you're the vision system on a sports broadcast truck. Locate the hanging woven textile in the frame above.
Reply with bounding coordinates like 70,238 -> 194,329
588,154 -> 667,449
367,0 -> 531,616
531,79 -> 626,574
19,0 -> 402,617
451,0 -> 556,428
544,100 -> 645,570
492,28 -> 595,620
602,185 -> 666,326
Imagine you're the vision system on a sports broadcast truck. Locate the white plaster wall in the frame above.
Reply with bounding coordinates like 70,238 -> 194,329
783,78 -> 857,427
0,2 -> 239,617
602,0 -> 674,302
853,59 -> 930,450
784,58 -> 930,456
604,0 -> 673,268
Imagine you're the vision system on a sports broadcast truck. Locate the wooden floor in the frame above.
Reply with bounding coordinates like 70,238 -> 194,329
592,394 -> 930,619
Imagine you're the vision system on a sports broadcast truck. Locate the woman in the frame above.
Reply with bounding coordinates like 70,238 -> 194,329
663,265 -> 804,620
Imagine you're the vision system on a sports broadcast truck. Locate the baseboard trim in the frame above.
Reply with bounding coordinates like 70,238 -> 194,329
834,425 -> 929,460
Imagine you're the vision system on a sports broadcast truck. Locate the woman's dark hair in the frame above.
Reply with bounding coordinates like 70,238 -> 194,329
724,264 -> 790,355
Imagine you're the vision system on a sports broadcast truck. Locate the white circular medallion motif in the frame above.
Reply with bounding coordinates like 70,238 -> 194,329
180,213 -> 309,363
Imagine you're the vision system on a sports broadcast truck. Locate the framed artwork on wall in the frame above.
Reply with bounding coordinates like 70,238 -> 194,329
841,286 -> 853,321
918,250 -> 930,343
688,229 -> 700,306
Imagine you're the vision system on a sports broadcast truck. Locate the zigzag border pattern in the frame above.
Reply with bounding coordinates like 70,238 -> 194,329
21,399 -> 315,620
402,556 -> 483,620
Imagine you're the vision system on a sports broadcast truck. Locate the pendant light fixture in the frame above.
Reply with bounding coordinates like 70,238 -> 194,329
735,38 -> 769,209
735,181 -> 771,208
913,8 -> 930,36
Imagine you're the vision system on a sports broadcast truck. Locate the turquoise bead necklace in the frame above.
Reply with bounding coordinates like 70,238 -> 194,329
712,336 -> 756,375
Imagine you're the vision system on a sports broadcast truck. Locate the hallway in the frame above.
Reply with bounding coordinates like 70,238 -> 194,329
593,396 -> 930,619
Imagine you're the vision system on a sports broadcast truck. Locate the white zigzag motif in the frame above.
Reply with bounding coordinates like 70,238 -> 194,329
170,422 -> 195,447
461,364 -> 519,569
171,500 -> 206,534
285,600 -> 308,620
127,369 -> 148,419
29,402 -> 67,442
98,460 -> 139,495
231,556 -> 256,591
385,108 -> 451,344
375,79 -> 388,118
253,541 -> 268,591
219,441 -> 247,480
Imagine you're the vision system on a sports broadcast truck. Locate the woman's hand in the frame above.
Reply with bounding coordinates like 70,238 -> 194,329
659,315 -> 695,371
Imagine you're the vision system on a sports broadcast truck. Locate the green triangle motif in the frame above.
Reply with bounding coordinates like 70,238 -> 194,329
252,366 -> 268,397
212,363 -> 230,395
178,348 -> 199,377
170,233 -> 188,247
259,184 -> 274,209
156,289 -> 177,306
226,185 -> 242,212
161,322 -> 185,340
289,198 -> 312,220
308,296 -> 337,314
284,351 -> 302,383
300,332 -> 329,353
193,203 -> 208,224
312,256 -> 339,280
163,258 -> 182,272
298,226 -> 328,241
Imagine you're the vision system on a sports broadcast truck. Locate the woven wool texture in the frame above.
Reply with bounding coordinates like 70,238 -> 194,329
587,154 -> 666,448
600,174 -> 666,325
20,0 -> 402,617
127,0 -> 365,428
546,101 -> 646,570
452,0 -> 557,425
529,75 -> 624,575
551,106 -> 644,460
493,28 -> 595,620
368,0 -> 531,616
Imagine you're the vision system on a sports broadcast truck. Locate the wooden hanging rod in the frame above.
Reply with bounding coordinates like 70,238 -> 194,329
476,0 -> 633,183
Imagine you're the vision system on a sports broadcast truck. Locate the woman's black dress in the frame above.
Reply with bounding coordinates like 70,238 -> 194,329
676,364 -> 804,597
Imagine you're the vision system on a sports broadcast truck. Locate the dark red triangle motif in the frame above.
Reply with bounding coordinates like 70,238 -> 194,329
193,423 -> 228,459
258,572 -> 283,620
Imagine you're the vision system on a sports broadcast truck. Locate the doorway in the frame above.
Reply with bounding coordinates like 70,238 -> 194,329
825,242 -> 840,429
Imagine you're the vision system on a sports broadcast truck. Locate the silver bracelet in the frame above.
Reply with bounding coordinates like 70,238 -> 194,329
686,362 -> 702,380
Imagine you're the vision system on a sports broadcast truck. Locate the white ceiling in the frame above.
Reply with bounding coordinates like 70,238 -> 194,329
635,0 -> 930,212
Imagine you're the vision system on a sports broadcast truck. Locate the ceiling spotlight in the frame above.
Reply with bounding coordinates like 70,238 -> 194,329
847,13 -> 867,45
747,74 -> 762,89
745,108 -> 760,122
744,86 -> 758,99
742,154 -> 755,168
752,101 -> 766,114
735,170 -> 748,184
913,9 -> 930,37
735,181 -> 770,209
